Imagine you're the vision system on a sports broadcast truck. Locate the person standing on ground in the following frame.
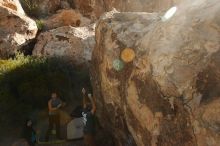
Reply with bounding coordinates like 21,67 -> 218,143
82,88 -> 96,146
45,92 -> 64,141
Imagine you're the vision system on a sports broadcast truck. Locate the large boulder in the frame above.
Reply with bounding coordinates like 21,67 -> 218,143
91,0 -> 220,145
102,0 -> 183,12
73,0 -> 184,19
1,0 -> 25,15
0,0 -> 38,58
19,0 -> 184,19
43,9 -> 91,30
32,25 -> 95,65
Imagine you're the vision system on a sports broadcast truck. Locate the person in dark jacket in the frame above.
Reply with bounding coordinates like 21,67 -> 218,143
23,119 -> 36,146
82,88 -> 96,146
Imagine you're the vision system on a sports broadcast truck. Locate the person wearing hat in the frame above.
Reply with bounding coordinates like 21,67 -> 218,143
82,88 -> 96,146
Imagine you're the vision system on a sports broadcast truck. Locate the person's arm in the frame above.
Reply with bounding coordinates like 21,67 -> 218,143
57,98 -> 65,108
88,94 -> 96,114
48,100 -> 57,111
82,88 -> 87,109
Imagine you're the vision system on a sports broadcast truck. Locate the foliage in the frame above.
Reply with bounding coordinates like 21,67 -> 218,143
19,0 -> 39,18
0,53 -> 90,135
36,19 -> 44,30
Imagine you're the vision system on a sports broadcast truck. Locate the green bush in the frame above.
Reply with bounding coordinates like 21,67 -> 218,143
36,19 -> 44,30
0,53 -> 90,136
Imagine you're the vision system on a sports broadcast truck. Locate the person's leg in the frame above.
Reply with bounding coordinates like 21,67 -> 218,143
84,134 -> 90,146
26,139 -> 34,146
89,134 -> 96,146
29,142 -> 35,146
45,115 -> 54,141
55,114 -> 61,139
84,134 -> 96,146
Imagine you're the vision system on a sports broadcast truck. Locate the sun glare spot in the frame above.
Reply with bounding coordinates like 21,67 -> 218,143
162,6 -> 177,21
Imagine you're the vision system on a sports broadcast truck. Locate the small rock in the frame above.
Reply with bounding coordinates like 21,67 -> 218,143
43,9 -> 91,30
33,25 -> 95,66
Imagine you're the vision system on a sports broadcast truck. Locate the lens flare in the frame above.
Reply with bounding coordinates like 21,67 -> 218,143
162,6 -> 177,21
121,48 -> 135,63
113,59 -> 124,71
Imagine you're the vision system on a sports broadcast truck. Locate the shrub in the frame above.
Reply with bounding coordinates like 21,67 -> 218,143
0,53 -> 91,136
36,19 -> 44,30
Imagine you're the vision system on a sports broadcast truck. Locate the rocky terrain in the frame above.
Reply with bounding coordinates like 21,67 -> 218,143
0,0 -> 220,146
91,0 -> 220,146
32,25 -> 95,65
0,0 -> 37,58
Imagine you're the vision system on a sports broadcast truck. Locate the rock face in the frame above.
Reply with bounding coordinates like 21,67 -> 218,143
91,0 -> 220,145
0,0 -> 38,58
73,0 -> 184,19
33,25 -> 95,65
20,0 -> 184,19
73,0 -> 96,18
1,0 -> 25,15
43,9 -> 91,30
102,0 -> 183,12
